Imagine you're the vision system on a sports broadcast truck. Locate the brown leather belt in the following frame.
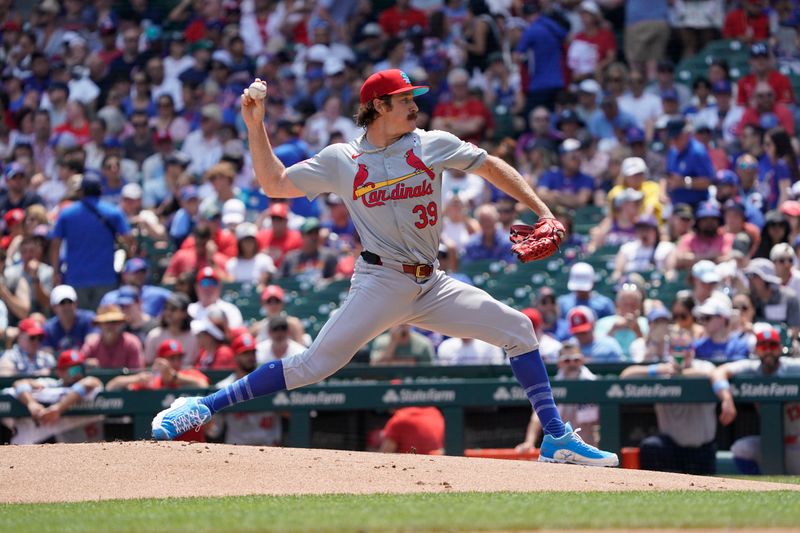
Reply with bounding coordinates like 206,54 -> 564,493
360,251 -> 433,278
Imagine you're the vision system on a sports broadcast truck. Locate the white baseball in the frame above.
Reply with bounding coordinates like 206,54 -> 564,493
247,81 -> 267,100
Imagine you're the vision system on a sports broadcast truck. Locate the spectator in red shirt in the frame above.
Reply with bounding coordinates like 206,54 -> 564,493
378,0 -> 428,37
53,100 -> 91,146
431,68 -> 493,144
192,315 -> 235,371
107,339 -> 209,391
256,202 -> 303,267
163,224 -> 229,284
379,406 -> 445,455
737,82 -> 796,135
736,42 -> 795,107
81,305 -> 144,370
179,203 -> 238,258
723,0 -> 770,43
568,1 -> 617,81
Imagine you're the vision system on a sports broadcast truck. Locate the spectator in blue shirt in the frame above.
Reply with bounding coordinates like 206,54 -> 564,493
664,118 -> 715,209
588,94 -> 637,141
462,204 -> 515,263
50,174 -> 133,310
99,258 -> 172,317
536,287 -> 571,342
169,185 -> 200,247
43,285 -> 96,353
567,306 -> 625,362
558,262 -> 616,320
272,120 -> 320,220
514,3 -> 568,113
535,139 -> 595,208
692,295 -> 750,363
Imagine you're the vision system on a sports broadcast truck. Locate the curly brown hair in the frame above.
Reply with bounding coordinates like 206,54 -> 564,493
354,95 -> 393,128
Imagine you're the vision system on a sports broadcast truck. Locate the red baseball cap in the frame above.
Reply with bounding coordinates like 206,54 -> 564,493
157,339 -> 184,358
567,306 -> 595,334
266,203 -> 289,219
521,308 -> 543,330
359,69 -> 429,104
57,349 -> 85,369
755,326 -> 780,345
19,317 -> 45,337
231,332 -> 257,355
196,266 -> 219,283
780,201 -> 800,217
3,208 -> 24,227
261,284 -> 285,302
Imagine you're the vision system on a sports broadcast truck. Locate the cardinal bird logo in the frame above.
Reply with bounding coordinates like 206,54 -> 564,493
353,163 -> 370,200
404,149 -> 434,179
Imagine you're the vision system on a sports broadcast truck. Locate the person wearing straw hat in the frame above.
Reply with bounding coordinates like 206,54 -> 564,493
81,305 -> 144,370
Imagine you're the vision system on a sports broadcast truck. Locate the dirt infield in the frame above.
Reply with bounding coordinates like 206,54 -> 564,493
0,441 -> 797,504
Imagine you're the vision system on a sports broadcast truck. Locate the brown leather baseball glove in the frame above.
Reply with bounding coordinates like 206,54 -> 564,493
510,218 -> 566,263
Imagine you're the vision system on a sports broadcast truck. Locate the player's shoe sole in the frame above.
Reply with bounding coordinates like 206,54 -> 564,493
539,422 -> 619,467
151,396 -> 212,440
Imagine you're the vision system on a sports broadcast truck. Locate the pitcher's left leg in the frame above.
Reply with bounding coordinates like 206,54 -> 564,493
409,272 -> 618,467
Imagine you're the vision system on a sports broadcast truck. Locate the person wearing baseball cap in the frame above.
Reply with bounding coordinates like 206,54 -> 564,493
0,317 -> 55,376
536,138 -> 595,209
710,323 -> 800,474
42,285 -> 95,352
0,162 -> 45,213
558,262 -> 615,321
227,222 -> 277,284
621,325 -> 718,475
248,285 -> 308,347
664,115 -> 715,210
567,306 -> 623,362
98,258 -> 173,317
691,294 -> 749,363
107,339 -> 209,394
736,41 -> 795,108
187,267 -> 243,329
162,224 -> 231,285
770,243 -> 800,296
255,202 -> 303,268
152,55 -> 620,468
534,287 -> 571,341
745,258 -> 800,334
8,348 -> 106,444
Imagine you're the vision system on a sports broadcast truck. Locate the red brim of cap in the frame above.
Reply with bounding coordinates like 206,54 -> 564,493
569,323 -> 593,334
23,326 -> 45,336
361,86 -> 429,104
780,202 -> 800,217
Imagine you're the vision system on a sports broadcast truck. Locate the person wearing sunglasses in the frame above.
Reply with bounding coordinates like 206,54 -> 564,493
711,325 -> 800,474
745,258 -> 800,338
671,291 -> 704,340
621,326 -> 717,474
691,294 -> 750,363
770,243 -> 800,296
0,317 -> 54,376
516,339 -> 600,452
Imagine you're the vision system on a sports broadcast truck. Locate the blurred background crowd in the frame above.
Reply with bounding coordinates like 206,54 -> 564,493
1,0 -> 799,473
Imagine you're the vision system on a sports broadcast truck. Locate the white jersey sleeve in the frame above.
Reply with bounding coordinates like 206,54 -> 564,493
285,144 -> 345,200
424,130 -> 487,172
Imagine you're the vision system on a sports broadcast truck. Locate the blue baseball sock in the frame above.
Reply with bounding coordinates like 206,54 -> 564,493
510,349 -> 566,438
200,360 -> 287,415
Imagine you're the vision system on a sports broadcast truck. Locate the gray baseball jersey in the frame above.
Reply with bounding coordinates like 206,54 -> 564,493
286,129 -> 486,264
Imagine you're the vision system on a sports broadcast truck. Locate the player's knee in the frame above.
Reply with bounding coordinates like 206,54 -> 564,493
506,310 -> 538,356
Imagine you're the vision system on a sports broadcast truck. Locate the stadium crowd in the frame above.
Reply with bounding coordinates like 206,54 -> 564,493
1,0 -> 800,474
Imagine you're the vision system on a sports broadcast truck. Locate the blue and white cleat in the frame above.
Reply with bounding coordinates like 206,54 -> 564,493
539,423 -> 619,467
151,397 -> 212,440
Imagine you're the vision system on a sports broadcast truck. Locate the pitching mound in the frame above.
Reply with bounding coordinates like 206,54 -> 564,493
1,441 -> 796,504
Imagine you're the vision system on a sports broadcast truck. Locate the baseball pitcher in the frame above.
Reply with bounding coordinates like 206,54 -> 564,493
152,69 -> 618,466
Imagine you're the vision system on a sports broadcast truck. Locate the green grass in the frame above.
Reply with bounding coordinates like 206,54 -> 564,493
2,491 -> 800,533
723,475 -> 800,485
